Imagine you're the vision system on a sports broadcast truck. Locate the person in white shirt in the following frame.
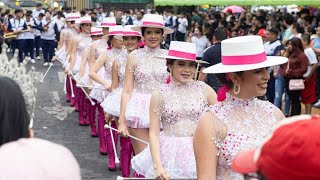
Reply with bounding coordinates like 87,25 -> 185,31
8,9 -> 28,63
32,3 -> 45,19
189,26 -> 211,59
97,7 -> 106,23
52,11 -> 66,42
133,11 -> 143,26
22,13 -> 36,63
40,11 -> 59,66
33,13 -> 44,60
176,12 -> 188,41
301,34 -> 318,114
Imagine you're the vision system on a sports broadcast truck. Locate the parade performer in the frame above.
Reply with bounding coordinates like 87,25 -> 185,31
89,25 -> 123,165
117,14 -> 174,177
193,36 -> 288,179
100,25 -> 141,177
77,26 -> 103,136
69,16 -> 93,124
131,41 -> 217,179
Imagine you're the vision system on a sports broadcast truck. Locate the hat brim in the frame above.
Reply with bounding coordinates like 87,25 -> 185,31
157,55 -> 208,64
203,56 -> 288,74
75,22 -> 96,30
231,149 -> 258,173
96,25 -> 115,28
131,25 -> 174,35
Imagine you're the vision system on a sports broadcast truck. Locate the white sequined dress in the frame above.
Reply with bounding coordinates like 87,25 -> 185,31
131,80 -> 209,178
72,33 -> 92,74
89,45 -> 121,103
62,28 -> 78,68
100,49 -> 128,116
209,93 -> 280,179
125,46 -> 168,128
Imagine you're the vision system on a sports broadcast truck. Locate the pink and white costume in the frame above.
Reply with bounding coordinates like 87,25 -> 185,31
125,46 -> 169,128
131,80 -> 209,178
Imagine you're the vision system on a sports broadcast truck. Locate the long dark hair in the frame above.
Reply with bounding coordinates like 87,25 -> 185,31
0,77 -> 30,146
289,37 -> 304,58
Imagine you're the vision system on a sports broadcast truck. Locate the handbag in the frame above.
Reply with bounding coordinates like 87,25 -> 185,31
286,60 -> 305,91
289,79 -> 305,90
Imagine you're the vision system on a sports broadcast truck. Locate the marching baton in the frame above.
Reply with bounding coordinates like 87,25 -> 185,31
69,74 -> 75,98
63,75 -> 67,94
77,85 -> 105,90
69,72 -> 96,106
104,124 -> 148,145
40,63 -> 53,83
109,122 -> 120,164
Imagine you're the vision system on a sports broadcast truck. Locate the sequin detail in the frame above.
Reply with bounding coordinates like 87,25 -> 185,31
125,47 -> 169,128
72,33 -> 92,74
131,80 -> 208,178
209,93 -> 278,179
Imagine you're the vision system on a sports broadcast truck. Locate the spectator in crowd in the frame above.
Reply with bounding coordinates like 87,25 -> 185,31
282,13 -> 294,45
189,26 -> 211,60
34,13 -> 44,60
176,12 -> 188,41
289,22 -> 304,39
97,7 -> 106,23
133,11 -> 143,26
32,3 -> 45,19
311,25 -> 320,107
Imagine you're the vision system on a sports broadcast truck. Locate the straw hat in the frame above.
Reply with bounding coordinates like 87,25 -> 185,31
231,115 -> 320,180
131,14 -> 174,35
123,25 -> 142,37
157,41 -> 207,63
90,27 -> 103,36
97,17 -> 117,28
75,16 -> 95,30
203,35 -> 288,74
66,13 -> 80,22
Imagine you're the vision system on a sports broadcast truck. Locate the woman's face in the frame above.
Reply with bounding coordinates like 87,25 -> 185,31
67,21 -> 75,28
316,26 -> 320,36
230,68 -> 270,98
102,27 -> 109,35
91,34 -> 102,41
123,36 -> 139,52
194,28 -> 201,36
111,37 -> 123,49
81,23 -> 91,33
168,60 -> 197,84
144,27 -> 162,49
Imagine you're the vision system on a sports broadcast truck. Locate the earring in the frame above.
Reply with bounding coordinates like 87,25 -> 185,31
233,84 -> 241,95
161,37 -> 165,45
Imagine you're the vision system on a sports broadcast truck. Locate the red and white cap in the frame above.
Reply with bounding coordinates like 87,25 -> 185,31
66,13 -> 80,22
97,17 -> 116,28
231,115 -> 320,180
131,14 -> 174,35
157,41 -> 207,63
203,35 -> 287,74
123,25 -> 141,37
90,27 -> 103,36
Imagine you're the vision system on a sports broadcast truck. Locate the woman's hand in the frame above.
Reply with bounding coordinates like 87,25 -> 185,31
118,120 -> 129,137
155,165 -> 169,180
104,82 -> 111,91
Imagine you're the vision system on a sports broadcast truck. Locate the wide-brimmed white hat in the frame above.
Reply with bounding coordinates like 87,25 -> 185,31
157,41 -> 207,63
66,13 -> 80,22
75,16 -> 95,30
203,35 -> 288,74
97,17 -> 116,28
108,25 -> 124,40
131,14 -> 174,35
90,27 -> 103,36
123,25 -> 141,37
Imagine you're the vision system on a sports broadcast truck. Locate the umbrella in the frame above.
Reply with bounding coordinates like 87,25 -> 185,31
20,1 -> 39,7
222,5 -> 245,13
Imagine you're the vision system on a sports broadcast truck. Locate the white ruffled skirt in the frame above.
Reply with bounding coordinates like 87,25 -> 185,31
100,87 -> 122,117
89,69 -> 110,103
125,91 -> 151,128
131,134 -> 196,178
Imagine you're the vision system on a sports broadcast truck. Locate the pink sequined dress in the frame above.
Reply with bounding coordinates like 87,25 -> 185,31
72,33 -> 92,75
209,93 -> 282,179
125,46 -> 169,128
131,80 -> 209,178
100,49 -> 128,117
89,42 -> 121,103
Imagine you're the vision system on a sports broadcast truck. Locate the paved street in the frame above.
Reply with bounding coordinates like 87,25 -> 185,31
23,56 -> 120,180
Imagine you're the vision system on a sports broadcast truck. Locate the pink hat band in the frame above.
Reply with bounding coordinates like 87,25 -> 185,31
168,50 -> 196,60
67,16 -> 80,20
142,21 -> 164,27
108,31 -> 124,36
101,23 -> 116,26
123,31 -> 141,36
91,31 -> 102,35
80,20 -> 92,24
222,51 -> 266,65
